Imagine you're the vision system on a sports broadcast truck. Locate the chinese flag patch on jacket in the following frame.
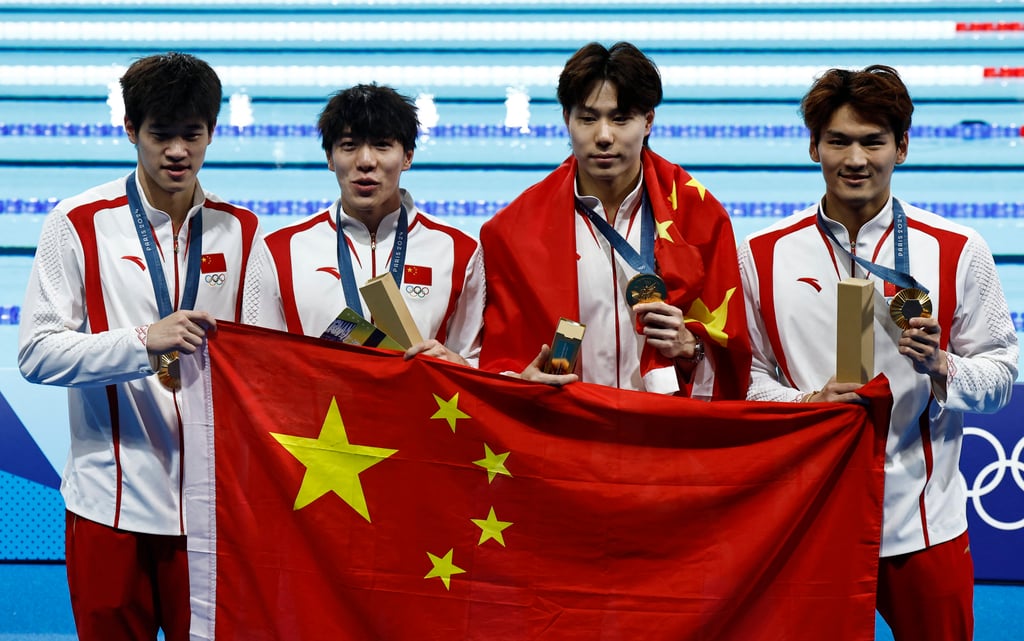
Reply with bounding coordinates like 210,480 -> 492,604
201,253 -> 227,273
404,264 -> 432,286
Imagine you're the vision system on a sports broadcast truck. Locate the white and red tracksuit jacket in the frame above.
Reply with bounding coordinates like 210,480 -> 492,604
18,173 -> 260,535
739,197 -> 1018,556
243,189 -> 484,364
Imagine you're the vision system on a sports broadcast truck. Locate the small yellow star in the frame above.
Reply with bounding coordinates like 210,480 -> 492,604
685,177 -> 707,201
684,287 -> 737,348
424,548 -> 465,590
473,443 -> 511,483
668,181 -> 678,210
430,392 -> 470,433
471,507 -> 513,547
271,397 -> 397,521
656,219 -> 674,242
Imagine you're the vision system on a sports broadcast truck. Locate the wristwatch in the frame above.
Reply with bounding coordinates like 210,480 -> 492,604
678,336 -> 705,363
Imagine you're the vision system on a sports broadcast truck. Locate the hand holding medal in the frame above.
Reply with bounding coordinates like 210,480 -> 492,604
145,310 -> 217,390
888,287 -> 932,330
628,273 -> 668,334
896,311 -> 947,380
630,278 -> 704,363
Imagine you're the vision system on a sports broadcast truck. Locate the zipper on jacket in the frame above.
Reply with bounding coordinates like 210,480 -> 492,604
370,232 -> 377,276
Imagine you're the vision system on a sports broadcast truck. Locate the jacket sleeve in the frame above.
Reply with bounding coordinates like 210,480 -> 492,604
443,244 -> 485,367
941,232 -> 1019,413
18,208 -> 153,387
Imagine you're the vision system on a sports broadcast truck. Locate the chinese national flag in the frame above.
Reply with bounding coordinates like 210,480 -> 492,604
200,252 -> 227,273
182,322 -> 889,641
404,264 -> 433,286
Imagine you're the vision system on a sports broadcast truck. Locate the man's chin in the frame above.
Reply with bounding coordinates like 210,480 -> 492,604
159,174 -> 196,189
580,165 -> 620,182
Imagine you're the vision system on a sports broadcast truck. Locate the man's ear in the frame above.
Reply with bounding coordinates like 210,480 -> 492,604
809,139 -> 821,163
402,149 -> 414,171
124,117 -> 138,144
895,131 -> 909,166
326,150 -> 334,172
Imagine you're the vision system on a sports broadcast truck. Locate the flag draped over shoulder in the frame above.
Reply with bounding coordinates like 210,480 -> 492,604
479,149 -> 751,399
183,323 -> 890,641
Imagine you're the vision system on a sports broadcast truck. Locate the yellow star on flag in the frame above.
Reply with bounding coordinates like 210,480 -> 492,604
431,392 -> 470,433
270,397 -> 397,521
471,507 -> 513,547
668,180 -> 678,210
683,287 -> 737,348
656,219 -> 674,242
685,177 -> 707,200
473,443 -> 511,483
424,548 -> 465,590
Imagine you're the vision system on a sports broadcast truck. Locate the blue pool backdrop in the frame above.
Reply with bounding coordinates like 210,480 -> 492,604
0,0 -> 1022,587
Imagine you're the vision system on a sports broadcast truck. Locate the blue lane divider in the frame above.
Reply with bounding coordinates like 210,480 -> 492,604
1,123 -> 1021,140
0,306 -> 18,325
4,199 -> 1024,218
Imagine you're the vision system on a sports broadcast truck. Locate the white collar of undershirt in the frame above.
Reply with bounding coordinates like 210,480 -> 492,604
574,168 -> 645,226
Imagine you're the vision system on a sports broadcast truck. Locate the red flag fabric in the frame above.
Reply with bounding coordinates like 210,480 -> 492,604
183,322 -> 890,641
479,149 -> 751,400
201,252 -> 227,273
404,264 -> 433,286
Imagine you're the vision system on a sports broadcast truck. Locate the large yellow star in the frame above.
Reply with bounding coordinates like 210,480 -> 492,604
473,443 -> 511,483
270,397 -> 397,521
430,392 -> 470,433
656,219 -> 674,242
685,177 -> 707,200
471,507 -> 513,547
424,548 -> 465,590
683,287 -> 737,348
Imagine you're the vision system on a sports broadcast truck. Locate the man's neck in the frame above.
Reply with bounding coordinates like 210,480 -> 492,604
349,211 -> 383,235
138,176 -> 196,233
165,198 -> 195,234
821,196 -> 886,244
578,171 -> 641,224
343,204 -> 401,236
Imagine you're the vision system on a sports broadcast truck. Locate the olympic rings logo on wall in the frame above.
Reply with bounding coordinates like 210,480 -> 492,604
406,285 -> 429,298
205,273 -> 227,287
961,426 -> 1024,531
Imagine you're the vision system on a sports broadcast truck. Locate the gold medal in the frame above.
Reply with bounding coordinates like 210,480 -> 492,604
889,288 -> 932,330
157,351 -> 181,390
626,273 -> 667,306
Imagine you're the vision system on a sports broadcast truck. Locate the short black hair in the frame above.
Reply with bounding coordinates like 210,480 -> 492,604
318,83 -> 419,154
557,42 -> 663,116
120,52 -> 222,132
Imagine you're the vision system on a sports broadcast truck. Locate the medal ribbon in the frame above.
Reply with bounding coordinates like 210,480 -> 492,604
575,191 -> 655,276
816,198 -> 928,294
126,171 -> 203,318
335,201 -> 409,318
